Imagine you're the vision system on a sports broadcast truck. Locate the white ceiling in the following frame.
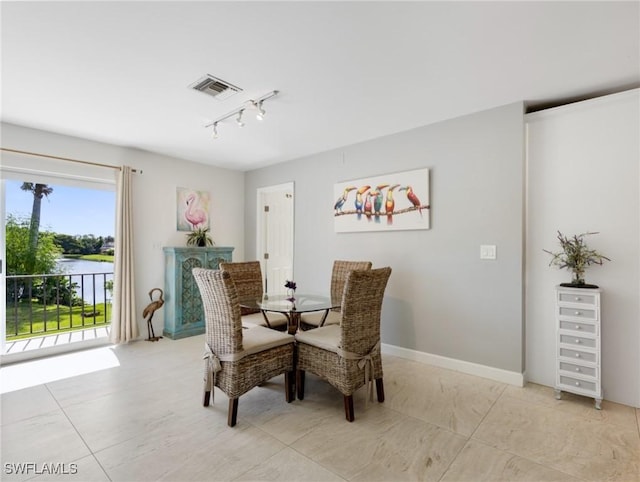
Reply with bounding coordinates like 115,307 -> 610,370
2,2 -> 638,171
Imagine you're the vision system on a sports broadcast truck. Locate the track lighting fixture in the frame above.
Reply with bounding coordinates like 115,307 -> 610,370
204,90 -> 278,139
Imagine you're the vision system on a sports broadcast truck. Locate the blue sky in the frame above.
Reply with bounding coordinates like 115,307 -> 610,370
5,180 -> 115,237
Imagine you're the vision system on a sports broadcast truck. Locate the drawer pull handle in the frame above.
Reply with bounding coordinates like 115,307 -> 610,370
575,297 -> 582,301
575,339 -> 580,344
575,311 -> 581,316
575,325 -> 581,329
575,353 -> 580,358
575,382 -> 580,387
575,368 -> 581,372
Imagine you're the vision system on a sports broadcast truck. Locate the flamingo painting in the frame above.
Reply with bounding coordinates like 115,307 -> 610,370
185,193 -> 207,229
177,188 -> 210,231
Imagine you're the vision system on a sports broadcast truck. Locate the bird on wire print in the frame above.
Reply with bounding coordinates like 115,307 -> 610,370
333,182 -> 428,224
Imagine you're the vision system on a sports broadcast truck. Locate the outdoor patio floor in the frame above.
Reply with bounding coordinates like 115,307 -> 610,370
3,326 -> 110,362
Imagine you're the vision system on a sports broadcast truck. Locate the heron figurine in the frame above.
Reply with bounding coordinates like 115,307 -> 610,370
143,288 -> 164,342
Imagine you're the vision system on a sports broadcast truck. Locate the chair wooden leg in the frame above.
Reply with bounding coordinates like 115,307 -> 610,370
296,369 -> 305,400
343,395 -> 355,422
375,378 -> 385,403
203,390 -> 211,407
228,398 -> 239,427
285,371 -> 295,403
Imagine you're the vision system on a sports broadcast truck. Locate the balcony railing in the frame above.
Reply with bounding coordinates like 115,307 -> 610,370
5,272 -> 113,340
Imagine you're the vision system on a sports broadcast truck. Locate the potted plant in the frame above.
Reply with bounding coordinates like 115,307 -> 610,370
186,227 -> 214,247
543,231 -> 610,288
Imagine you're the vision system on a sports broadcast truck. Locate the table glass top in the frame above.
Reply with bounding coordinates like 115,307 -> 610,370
240,293 -> 339,314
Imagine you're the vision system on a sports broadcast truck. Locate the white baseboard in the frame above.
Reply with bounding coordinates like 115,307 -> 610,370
382,343 -> 524,387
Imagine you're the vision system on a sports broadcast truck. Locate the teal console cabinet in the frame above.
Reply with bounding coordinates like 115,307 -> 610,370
163,246 -> 234,339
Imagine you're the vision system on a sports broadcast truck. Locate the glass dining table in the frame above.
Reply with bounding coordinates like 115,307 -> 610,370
239,293 -> 340,334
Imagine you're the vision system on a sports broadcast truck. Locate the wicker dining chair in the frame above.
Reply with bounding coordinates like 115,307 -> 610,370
300,260 -> 372,330
193,268 -> 295,427
219,261 -> 288,330
295,267 -> 392,422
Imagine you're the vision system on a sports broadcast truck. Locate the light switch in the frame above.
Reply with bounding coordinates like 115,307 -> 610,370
480,245 -> 497,260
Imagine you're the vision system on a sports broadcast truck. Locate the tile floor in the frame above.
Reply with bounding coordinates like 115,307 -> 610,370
1,335 -> 638,481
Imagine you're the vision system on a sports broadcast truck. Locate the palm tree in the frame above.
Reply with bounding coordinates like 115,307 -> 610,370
20,182 -> 54,273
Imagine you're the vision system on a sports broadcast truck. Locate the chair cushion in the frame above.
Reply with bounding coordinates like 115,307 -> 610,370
300,310 -> 341,327
263,312 -> 289,328
295,324 -> 340,353
242,326 -> 295,356
241,311 -> 289,329
241,312 -> 268,328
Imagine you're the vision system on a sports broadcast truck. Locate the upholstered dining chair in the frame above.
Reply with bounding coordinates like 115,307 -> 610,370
192,268 -> 295,427
300,260 -> 372,330
295,267 -> 392,422
219,261 -> 288,331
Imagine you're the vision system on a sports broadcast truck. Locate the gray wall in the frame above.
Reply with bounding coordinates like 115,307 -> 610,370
245,102 -> 525,373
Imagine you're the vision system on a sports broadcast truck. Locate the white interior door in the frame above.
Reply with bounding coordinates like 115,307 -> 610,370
257,183 -> 294,294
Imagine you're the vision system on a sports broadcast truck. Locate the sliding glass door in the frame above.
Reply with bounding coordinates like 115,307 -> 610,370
1,176 -> 115,357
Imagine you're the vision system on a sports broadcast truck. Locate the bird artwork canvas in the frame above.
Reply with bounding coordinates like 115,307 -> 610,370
334,168 -> 430,232
176,187 -> 210,232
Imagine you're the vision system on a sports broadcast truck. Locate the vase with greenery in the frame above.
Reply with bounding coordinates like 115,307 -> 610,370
186,227 -> 214,247
543,231 -> 610,287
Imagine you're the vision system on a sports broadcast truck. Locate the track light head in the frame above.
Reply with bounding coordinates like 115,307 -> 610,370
236,110 -> 245,127
212,122 -> 219,139
256,100 -> 266,121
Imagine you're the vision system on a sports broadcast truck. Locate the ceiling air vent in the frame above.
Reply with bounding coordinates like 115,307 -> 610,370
189,75 -> 242,101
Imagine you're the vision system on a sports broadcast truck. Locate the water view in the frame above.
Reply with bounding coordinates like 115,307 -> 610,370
56,259 -> 114,305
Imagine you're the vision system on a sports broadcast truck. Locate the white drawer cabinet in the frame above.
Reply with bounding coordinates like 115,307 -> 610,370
554,286 -> 602,409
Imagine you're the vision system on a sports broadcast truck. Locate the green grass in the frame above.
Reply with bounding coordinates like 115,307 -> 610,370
5,300 -> 112,340
63,254 -> 114,262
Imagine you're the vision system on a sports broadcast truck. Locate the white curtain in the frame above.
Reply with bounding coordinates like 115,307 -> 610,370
110,166 -> 138,343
